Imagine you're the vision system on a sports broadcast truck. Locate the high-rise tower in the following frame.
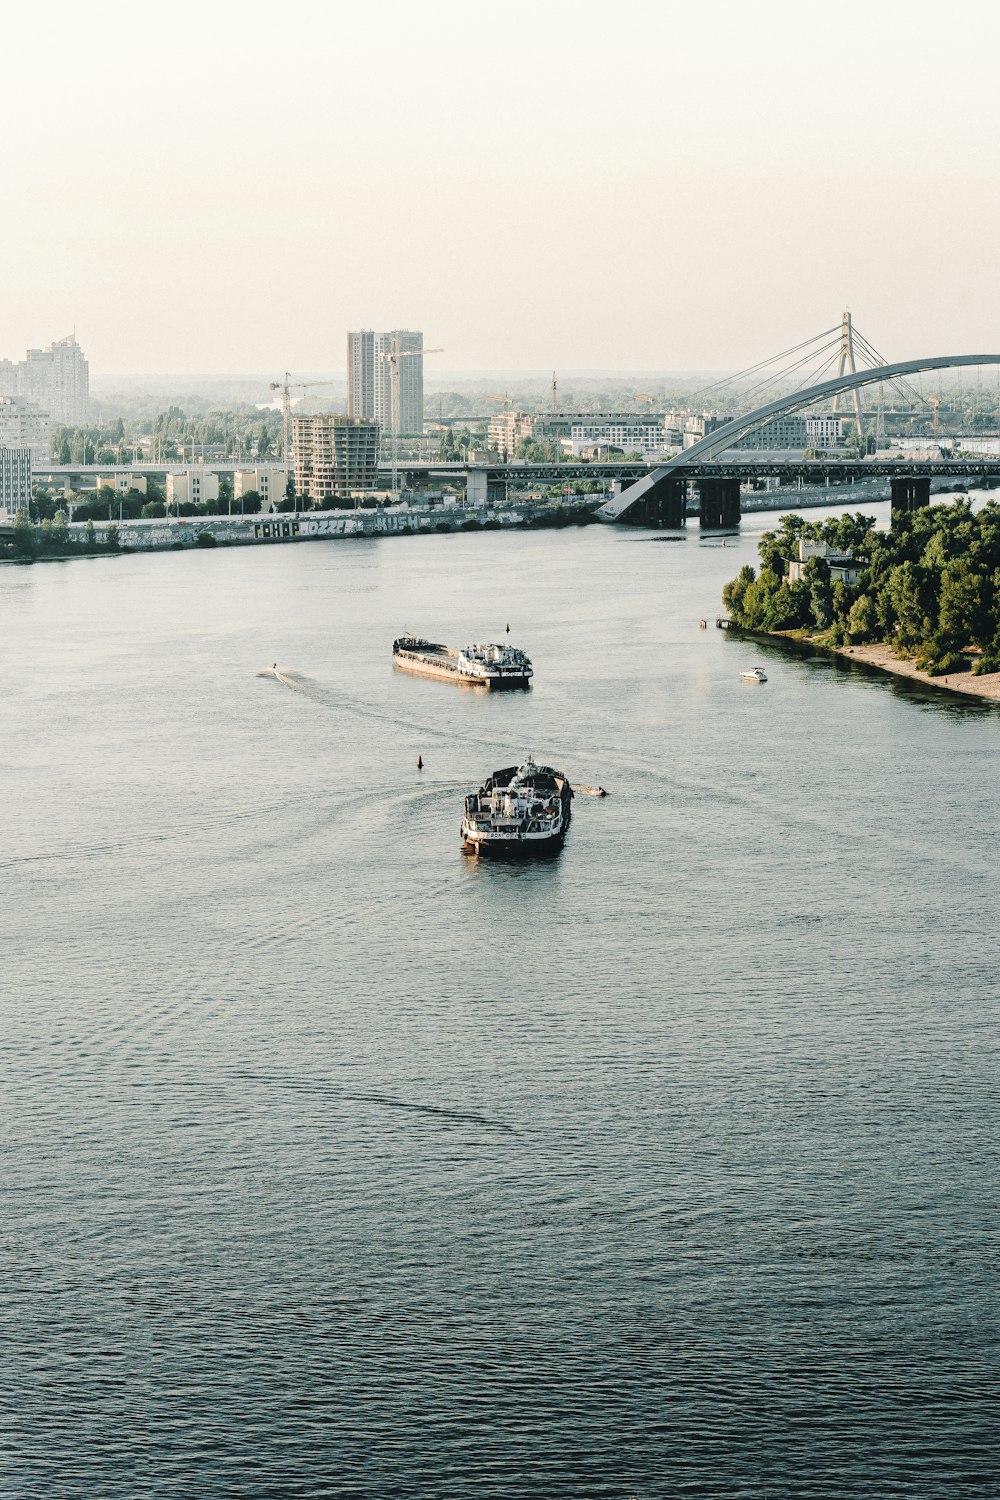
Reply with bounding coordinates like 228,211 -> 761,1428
347,331 -> 376,419
347,329 -> 423,435
19,335 -> 89,425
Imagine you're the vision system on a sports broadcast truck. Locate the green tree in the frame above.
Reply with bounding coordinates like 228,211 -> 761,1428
85,518 -> 96,547
886,562 -> 929,647
938,559 -> 987,649
831,579 -> 853,623
722,564 -> 755,621
757,530 -> 786,578
847,593 -> 878,643
12,509 -> 36,558
803,555 -> 834,629
106,523 -> 120,551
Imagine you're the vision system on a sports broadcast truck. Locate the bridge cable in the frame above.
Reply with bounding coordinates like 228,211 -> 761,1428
683,324 -> 842,405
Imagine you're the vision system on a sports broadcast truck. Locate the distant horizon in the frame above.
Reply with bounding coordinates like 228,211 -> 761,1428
90,368 -> 733,383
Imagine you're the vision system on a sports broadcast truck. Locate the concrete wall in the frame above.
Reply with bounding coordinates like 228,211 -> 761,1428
71,503 -> 552,552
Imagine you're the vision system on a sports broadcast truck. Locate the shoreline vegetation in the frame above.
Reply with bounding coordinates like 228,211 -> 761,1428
722,501 -> 1000,704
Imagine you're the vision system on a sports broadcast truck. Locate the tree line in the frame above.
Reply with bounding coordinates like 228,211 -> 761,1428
51,406 -> 285,464
5,509 -> 119,560
722,499 -> 1000,676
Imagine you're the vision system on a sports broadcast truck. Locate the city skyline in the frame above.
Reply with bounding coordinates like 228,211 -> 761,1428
5,2 -> 1000,376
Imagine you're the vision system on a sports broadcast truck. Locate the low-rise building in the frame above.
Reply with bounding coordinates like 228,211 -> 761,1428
487,410 -> 537,455
166,470 -> 220,509
787,539 -> 864,586
683,413 -> 732,448
490,410 -> 673,458
0,447 -> 32,517
736,415 -> 809,450
292,415 -> 379,503
566,419 -> 668,457
234,467 -> 289,510
95,472 -> 147,495
805,415 -> 846,448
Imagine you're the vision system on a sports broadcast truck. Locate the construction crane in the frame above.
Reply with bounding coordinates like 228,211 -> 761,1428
379,341 -> 443,496
268,373 -> 340,500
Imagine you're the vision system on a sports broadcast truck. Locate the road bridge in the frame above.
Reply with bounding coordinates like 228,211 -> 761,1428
596,355 -> 1000,525
30,439 -> 1000,524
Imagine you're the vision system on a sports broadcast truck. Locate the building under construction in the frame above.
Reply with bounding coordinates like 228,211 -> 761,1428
292,414 -> 380,504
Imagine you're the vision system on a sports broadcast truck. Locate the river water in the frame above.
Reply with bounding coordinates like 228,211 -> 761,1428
3,504 -> 998,1499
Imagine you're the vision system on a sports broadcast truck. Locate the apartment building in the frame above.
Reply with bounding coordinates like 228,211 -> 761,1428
13,336 -> 89,426
0,396 -> 52,461
292,414 -> 380,503
0,448 -> 32,517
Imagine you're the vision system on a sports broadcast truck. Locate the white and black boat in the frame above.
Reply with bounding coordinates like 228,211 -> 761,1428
461,757 -> 572,857
393,634 -> 532,689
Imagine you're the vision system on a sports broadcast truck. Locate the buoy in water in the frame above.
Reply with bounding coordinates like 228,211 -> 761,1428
417,755 -> 424,770
505,622 -> 510,633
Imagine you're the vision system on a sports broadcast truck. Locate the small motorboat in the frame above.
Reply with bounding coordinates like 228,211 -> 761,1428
740,667 -> 768,684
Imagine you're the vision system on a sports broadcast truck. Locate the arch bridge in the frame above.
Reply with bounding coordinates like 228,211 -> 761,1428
597,355 -> 1000,526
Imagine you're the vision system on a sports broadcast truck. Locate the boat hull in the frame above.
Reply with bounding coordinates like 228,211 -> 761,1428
394,655 -> 530,689
461,827 -> 567,858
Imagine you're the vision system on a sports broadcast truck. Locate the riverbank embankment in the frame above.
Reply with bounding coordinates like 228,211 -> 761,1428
3,499 -> 601,564
740,476 -> 964,514
107,500 -> 597,550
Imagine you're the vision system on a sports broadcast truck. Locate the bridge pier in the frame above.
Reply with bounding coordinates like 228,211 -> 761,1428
616,474 -> 687,527
890,476 -> 931,514
698,477 -> 741,528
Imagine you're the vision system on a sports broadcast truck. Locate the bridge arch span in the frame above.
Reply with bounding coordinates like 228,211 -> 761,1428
598,354 -> 1000,522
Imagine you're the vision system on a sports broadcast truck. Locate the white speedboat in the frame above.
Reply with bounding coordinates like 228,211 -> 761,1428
740,667 -> 768,683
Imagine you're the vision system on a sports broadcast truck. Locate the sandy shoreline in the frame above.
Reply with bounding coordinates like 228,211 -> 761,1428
832,641 -> 1000,702
760,629 -> 1000,702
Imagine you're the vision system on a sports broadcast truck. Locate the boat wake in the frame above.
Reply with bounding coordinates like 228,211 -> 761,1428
258,665 -> 505,751
228,1070 -> 518,1135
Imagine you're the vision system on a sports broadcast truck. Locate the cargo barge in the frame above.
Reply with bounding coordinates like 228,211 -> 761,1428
461,757 -> 572,857
392,635 -> 532,689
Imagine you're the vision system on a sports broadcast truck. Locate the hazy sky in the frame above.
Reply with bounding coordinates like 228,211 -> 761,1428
6,0 -> 1000,374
